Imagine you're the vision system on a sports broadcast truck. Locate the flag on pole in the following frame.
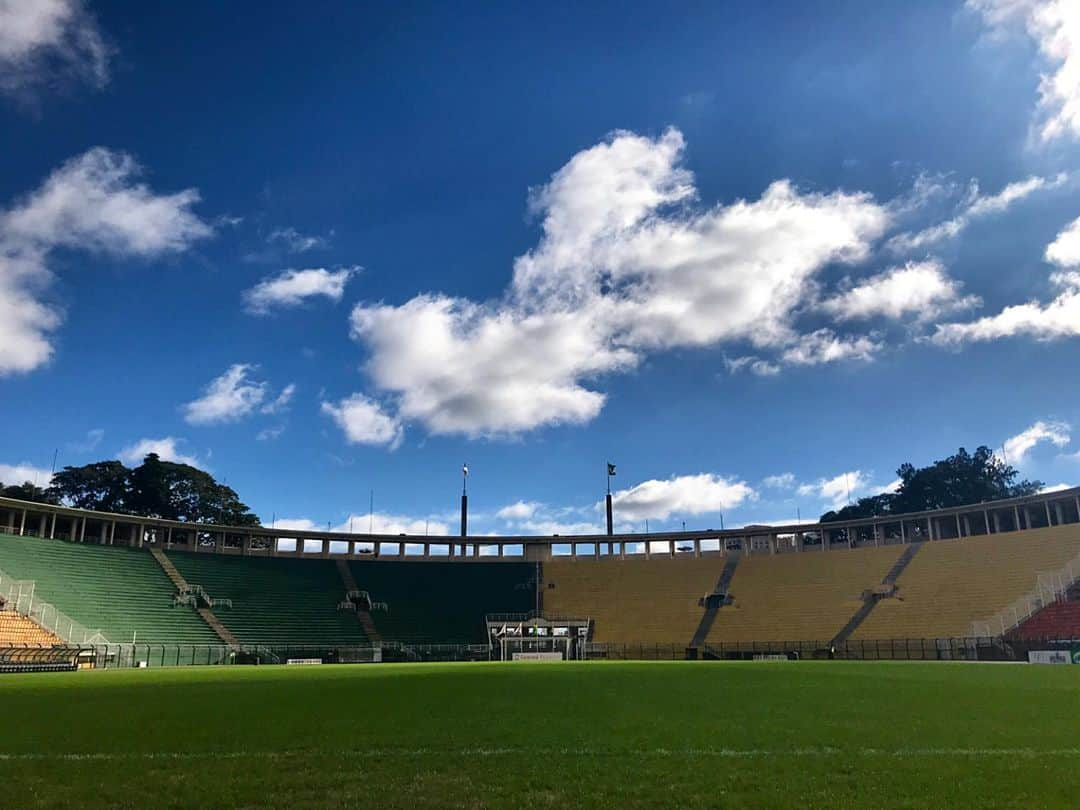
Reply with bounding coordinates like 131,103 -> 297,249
607,463 -> 616,476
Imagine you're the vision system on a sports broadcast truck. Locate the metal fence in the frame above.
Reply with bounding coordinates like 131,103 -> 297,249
3,635 -> 1077,672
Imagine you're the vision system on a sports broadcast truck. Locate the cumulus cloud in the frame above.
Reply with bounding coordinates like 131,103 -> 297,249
0,462 -> 53,487
969,0 -> 1080,142
184,365 -> 292,426
495,500 -> 540,521
608,473 -> 756,521
347,128 -> 889,438
931,268 -> 1080,344
243,267 -> 356,315
118,437 -> 201,468
0,148 -> 211,376
763,472 -> 796,489
1002,420 -> 1071,464
797,470 -> 870,510
821,260 -> 981,322
321,393 -> 403,449
273,513 -> 449,536
0,0 -> 109,97
778,329 -> 882,366
888,174 -> 1066,252
1045,214 -> 1080,267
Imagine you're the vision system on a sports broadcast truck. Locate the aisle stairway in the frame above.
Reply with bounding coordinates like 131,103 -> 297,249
167,552 -> 369,645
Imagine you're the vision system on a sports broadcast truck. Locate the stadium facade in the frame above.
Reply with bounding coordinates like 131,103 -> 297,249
1,487 -> 1079,670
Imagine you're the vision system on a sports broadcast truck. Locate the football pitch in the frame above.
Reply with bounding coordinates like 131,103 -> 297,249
3,661 -> 1079,808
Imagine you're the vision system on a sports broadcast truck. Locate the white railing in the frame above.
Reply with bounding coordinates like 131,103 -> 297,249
0,566 -> 108,645
971,553 -> 1080,637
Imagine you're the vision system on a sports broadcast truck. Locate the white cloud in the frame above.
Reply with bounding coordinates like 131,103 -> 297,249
969,0 -> 1080,142
1045,214 -> 1080,267
0,0 -> 109,96
609,473 -> 756,521
888,174 -> 1066,252
267,227 -> 328,254
0,148 -> 211,376
321,393 -> 403,449
255,425 -> 285,442
243,266 -> 356,315
1002,420 -> 1071,465
931,268 -> 1080,344
821,260 -> 981,322
0,462 -> 53,487
66,427 -> 104,453
348,129 -> 889,438
272,513 -> 449,536
763,472 -> 796,489
797,470 -> 870,510
778,329 -> 881,366
495,500 -> 540,521
118,437 -> 200,468
260,383 -> 295,415
184,364 -> 291,426
514,518 -> 603,536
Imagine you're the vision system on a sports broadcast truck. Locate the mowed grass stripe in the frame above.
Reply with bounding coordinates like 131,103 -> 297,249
3,661 -> 1080,807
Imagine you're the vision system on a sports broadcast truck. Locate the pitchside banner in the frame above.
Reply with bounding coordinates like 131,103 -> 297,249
512,652 -> 563,661
1027,650 -> 1072,665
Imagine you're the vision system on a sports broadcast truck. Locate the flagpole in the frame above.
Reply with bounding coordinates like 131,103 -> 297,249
605,462 -> 615,537
460,463 -> 468,538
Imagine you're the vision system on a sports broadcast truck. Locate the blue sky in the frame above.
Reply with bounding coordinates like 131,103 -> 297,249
2,0 -> 1080,537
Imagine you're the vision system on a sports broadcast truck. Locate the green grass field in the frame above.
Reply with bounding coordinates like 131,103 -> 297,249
2,661 -> 1079,808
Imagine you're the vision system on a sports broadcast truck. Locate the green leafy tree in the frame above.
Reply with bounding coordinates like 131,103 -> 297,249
821,446 -> 1043,522
0,482 -> 60,504
50,461 -> 130,512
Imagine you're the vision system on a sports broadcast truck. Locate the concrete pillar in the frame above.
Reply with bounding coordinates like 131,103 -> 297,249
1024,507 -> 1033,531
1046,500 -> 1054,527
1055,502 -> 1065,526
49,513 -> 56,539
899,520 -> 906,544
1013,506 -> 1021,531
320,539 -> 330,559
78,518 -> 86,543
18,510 -> 26,536
821,528 -> 828,551
956,513 -> 963,539
166,526 -> 172,548
668,540 -> 675,557
423,543 -> 431,559
108,521 -> 116,545
694,539 -> 701,558
769,534 -> 777,555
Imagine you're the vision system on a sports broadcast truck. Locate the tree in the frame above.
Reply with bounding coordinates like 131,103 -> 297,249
0,482 -> 60,505
821,446 -> 1043,522
28,454 -> 260,526
51,461 -> 130,512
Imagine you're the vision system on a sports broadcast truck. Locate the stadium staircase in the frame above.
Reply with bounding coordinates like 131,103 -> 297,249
335,560 -> 381,643
349,560 -> 534,644
831,543 -> 923,645
706,546 -> 903,645
853,525 -> 1080,641
690,557 -> 739,648
166,552 -> 369,646
148,548 -> 238,645
0,533 -> 219,644
544,557 -> 729,644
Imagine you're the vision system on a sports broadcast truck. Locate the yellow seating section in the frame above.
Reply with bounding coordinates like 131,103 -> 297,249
853,525 -> 1080,640
543,556 -> 728,644
706,546 -> 903,644
0,610 -> 62,646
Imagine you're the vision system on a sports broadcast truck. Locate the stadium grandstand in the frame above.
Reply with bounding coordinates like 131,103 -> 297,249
1,486 -> 1079,669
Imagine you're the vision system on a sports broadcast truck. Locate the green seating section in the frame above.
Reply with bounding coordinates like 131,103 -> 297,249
0,533 -> 218,644
350,560 -> 536,643
167,552 -> 368,645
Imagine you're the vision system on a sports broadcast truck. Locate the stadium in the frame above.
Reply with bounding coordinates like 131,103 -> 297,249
3,485 -> 1080,805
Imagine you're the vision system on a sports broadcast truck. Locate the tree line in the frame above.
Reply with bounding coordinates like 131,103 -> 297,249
0,454 -> 259,526
0,445 -> 1045,529
820,446 -> 1043,522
